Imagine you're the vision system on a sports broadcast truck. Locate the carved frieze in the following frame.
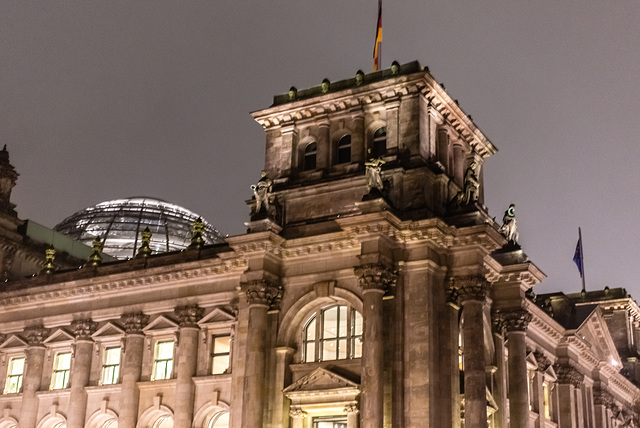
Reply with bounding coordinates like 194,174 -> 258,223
70,319 -> 97,340
241,280 -> 283,310
354,263 -> 397,293
175,304 -> 204,328
554,364 -> 584,387
23,326 -> 49,346
121,312 -> 149,335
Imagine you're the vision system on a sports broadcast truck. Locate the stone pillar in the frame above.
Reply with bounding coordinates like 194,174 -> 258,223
273,347 -> 294,427
289,408 -> 307,428
452,144 -> 465,187
240,280 -> 282,428
19,326 -> 48,428
280,124 -> 298,177
491,318 -> 507,428
593,386 -> 613,428
118,312 -> 149,428
67,319 -> 97,428
533,351 -> 550,427
345,403 -> 360,428
456,277 -> 489,428
355,264 -> 396,428
385,100 -> 400,151
554,364 -> 584,428
352,112 -> 365,164
502,309 -> 532,428
316,117 -> 331,171
174,305 -> 204,428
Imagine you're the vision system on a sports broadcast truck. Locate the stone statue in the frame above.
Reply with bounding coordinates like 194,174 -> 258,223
250,171 -> 273,214
453,161 -> 480,206
499,203 -> 519,244
364,157 -> 386,193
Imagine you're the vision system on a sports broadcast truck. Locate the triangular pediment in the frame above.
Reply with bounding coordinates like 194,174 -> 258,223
198,308 -> 236,326
43,328 -> 74,344
544,364 -> 557,381
576,307 -> 621,365
0,335 -> 28,350
142,315 -> 179,332
92,322 -> 125,339
283,367 -> 359,394
526,352 -> 538,369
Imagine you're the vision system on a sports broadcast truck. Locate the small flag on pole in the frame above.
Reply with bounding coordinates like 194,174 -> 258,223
573,227 -> 586,292
373,0 -> 382,71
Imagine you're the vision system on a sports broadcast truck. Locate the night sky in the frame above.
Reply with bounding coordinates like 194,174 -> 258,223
2,2 -> 640,297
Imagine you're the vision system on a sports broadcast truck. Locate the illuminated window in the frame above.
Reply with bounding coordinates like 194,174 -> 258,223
303,142 -> 317,171
100,347 -> 121,385
543,381 -> 551,419
51,352 -> 71,390
336,135 -> 351,164
312,416 -> 347,428
152,341 -> 174,381
4,356 -> 25,393
207,412 -> 229,428
302,305 -> 362,362
372,126 -> 387,158
152,415 -> 173,428
211,335 -> 231,375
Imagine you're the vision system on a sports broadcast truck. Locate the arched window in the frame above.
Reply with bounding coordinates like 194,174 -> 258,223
302,305 -> 363,362
336,135 -> 351,165
152,416 -> 173,428
207,412 -> 229,428
372,126 -> 387,158
303,142 -> 317,171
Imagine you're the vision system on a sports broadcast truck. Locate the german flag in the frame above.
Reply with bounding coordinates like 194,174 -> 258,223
373,0 -> 382,71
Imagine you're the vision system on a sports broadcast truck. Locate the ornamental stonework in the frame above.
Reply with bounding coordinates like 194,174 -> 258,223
448,276 -> 489,304
122,312 -> 149,334
175,304 -> 204,328
241,280 -> 283,309
354,263 -> 397,293
289,408 -> 307,419
23,326 -> 49,345
593,386 -> 614,408
70,319 -> 97,340
554,364 -> 584,387
491,314 -> 506,336
534,350 -> 551,371
344,404 -> 359,415
499,309 -> 532,332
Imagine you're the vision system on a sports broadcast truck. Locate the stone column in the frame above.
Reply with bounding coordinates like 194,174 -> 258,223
289,408 -> 307,428
352,112 -> 365,164
316,116 -> 331,171
455,277 -> 489,428
491,318 -> 507,428
118,312 -> 149,428
345,403 -> 360,428
67,319 -> 97,428
174,305 -> 204,428
502,309 -> 532,428
554,364 -> 584,428
273,347 -> 294,427
452,144 -> 465,187
593,386 -> 613,428
385,100 -> 400,151
240,280 -> 282,428
19,326 -> 49,428
533,351 -> 550,427
355,264 -> 396,428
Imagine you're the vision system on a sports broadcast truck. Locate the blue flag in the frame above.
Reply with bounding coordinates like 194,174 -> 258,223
573,237 -> 584,278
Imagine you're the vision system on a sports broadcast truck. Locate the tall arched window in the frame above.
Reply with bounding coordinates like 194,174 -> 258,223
152,416 -> 173,428
207,412 -> 229,428
303,142 -> 317,171
372,126 -> 387,158
336,135 -> 351,165
302,305 -> 363,362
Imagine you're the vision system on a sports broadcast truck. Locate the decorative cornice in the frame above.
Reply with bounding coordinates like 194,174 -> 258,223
70,319 -> 97,340
554,364 -> 584,387
240,280 -> 283,309
23,326 -> 49,346
121,312 -> 149,334
175,305 -> 204,328
354,263 -> 397,293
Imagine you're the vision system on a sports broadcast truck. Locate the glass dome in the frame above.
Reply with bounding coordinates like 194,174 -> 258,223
54,197 -> 225,260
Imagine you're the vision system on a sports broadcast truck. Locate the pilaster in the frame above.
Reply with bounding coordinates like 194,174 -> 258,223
118,312 -> 149,428
174,305 -> 204,428
67,319 -> 97,428
20,326 -> 49,428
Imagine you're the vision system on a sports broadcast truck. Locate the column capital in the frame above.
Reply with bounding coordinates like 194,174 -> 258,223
343,403 -> 360,415
593,386 -> 615,408
121,312 -> 149,334
533,350 -> 551,372
448,276 -> 489,304
491,314 -> 506,336
23,325 -> 49,346
554,363 -> 584,387
497,309 -> 532,332
240,280 -> 283,309
70,318 -> 97,340
354,263 -> 397,294
289,407 -> 308,419
175,304 -> 204,328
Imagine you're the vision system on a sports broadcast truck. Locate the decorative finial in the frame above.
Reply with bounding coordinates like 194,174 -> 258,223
355,70 -> 364,86
85,236 -> 104,267
189,218 -> 205,249
41,245 -> 57,275
136,227 -> 152,258
498,204 -> 519,244
288,86 -> 297,101
321,79 -> 330,93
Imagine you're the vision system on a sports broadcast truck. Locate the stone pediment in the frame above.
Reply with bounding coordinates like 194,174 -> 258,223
0,335 -> 28,350
43,328 -> 74,344
198,308 -> 236,326
142,315 -> 179,333
576,308 -> 621,365
283,367 -> 359,394
92,322 -> 125,339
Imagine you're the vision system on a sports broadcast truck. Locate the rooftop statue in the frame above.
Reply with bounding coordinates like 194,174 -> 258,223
364,157 -> 386,193
453,161 -> 480,206
499,203 -> 519,244
250,171 -> 273,215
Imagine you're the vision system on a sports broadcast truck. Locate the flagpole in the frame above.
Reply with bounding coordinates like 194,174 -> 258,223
579,227 -> 586,293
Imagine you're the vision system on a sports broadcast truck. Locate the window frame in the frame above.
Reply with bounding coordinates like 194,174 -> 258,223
371,126 -> 387,158
3,355 -> 25,394
302,142 -> 318,171
151,340 -> 175,381
335,135 -> 352,165
99,346 -> 122,386
302,304 -> 363,363
50,351 -> 72,390
211,334 -> 231,375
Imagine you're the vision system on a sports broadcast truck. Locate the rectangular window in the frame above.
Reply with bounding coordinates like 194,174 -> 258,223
211,334 -> 231,375
100,347 -> 121,385
313,416 -> 348,428
152,341 -> 174,381
50,352 -> 71,390
4,357 -> 25,393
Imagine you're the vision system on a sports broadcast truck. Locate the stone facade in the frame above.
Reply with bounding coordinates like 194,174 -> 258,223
0,62 -> 637,428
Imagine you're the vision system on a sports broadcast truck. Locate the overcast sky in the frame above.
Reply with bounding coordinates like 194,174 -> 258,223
2,1 -> 639,297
